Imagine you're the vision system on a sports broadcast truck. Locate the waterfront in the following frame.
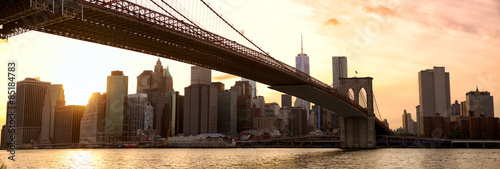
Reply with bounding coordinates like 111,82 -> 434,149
1,148 -> 500,168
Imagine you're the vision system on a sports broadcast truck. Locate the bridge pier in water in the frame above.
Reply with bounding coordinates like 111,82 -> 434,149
339,116 -> 376,149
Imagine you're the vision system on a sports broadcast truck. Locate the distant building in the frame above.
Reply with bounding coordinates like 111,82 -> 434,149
15,78 -> 55,144
290,107 -> 308,136
332,56 -> 348,89
294,35 -> 311,125
241,78 -> 257,98
279,108 -> 291,135
464,87 -> 494,117
264,103 -> 280,117
1,125 -> 6,148
137,59 -> 173,94
252,96 -> 265,117
311,105 -> 324,130
234,81 -> 252,96
80,92 -> 107,144
253,116 -> 277,133
451,100 -> 461,117
183,66 -> 217,136
53,105 -> 85,144
159,91 -> 183,137
417,67 -> 450,135
217,90 -> 238,135
402,110 -> 415,134
125,93 -> 148,141
138,59 -> 176,134
281,94 -> 292,110
105,70 -> 128,142
382,119 -> 389,129
237,95 -> 252,133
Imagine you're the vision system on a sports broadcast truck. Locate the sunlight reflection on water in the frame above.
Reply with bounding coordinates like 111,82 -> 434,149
1,148 -> 500,168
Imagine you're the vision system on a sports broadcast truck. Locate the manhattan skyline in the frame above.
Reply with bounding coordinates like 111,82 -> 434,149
1,0 -> 499,130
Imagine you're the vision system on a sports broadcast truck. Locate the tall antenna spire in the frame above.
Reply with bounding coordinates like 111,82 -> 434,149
301,34 -> 304,54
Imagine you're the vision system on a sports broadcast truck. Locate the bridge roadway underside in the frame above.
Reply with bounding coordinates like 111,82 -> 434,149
271,85 -> 391,137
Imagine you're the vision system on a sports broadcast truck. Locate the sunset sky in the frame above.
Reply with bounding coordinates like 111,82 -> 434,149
1,0 -> 499,130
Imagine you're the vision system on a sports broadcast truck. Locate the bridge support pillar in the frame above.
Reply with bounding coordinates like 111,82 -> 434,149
339,116 -> 376,149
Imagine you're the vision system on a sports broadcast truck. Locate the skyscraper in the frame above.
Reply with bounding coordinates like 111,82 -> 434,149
40,84 -> 66,144
126,93 -> 148,140
105,70 -> 128,142
241,78 -> 257,98
217,90 -> 238,135
80,92 -> 106,144
294,35 -> 311,124
402,109 -> 409,133
183,66 -> 218,136
464,87 -> 494,117
15,78 -> 53,144
234,81 -> 252,96
332,56 -> 348,89
53,105 -> 86,144
417,66 -> 450,135
281,94 -> 292,110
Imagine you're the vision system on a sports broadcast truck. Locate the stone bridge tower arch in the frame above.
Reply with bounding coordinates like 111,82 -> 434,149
339,77 -> 374,116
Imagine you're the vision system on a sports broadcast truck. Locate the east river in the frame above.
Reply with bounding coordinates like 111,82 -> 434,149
1,148 -> 500,168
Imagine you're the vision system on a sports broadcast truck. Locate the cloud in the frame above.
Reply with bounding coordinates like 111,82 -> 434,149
213,74 -> 238,81
364,5 -> 396,16
324,18 -> 340,26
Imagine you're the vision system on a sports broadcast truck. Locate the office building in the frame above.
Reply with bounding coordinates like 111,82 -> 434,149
241,78 -> 257,98
264,102 -> 280,117
105,70 -> 128,142
237,95 -> 252,133
53,105 -> 86,144
332,56 -> 348,89
290,107 -> 308,136
217,90 -> 238,135
253,116 -> 277,133
137,59 -> 173,94
125,93 -> 148,140
311,105 -> 324,129
464,87 -> 494,117
15,78 -> 53,144
294,35 -> 311,125
281,94 -> 292,110
183,66 -> 218,136
80,92 -> 106,144
159,91 -> 184,137
234,81 -> 252,96
451,100 -> 461,117
417,67 -> 450,135
252,96 -> 265,116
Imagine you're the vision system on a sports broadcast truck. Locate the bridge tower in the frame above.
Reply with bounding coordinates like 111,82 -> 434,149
338,77 -> 376,149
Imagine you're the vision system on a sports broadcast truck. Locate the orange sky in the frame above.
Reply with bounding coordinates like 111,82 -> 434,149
1,0 -> 499,130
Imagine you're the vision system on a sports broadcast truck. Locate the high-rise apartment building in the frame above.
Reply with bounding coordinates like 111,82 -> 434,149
105,70 -> 128,142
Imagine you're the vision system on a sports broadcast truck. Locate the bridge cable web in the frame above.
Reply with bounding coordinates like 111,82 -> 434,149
373,93 -> 383,120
